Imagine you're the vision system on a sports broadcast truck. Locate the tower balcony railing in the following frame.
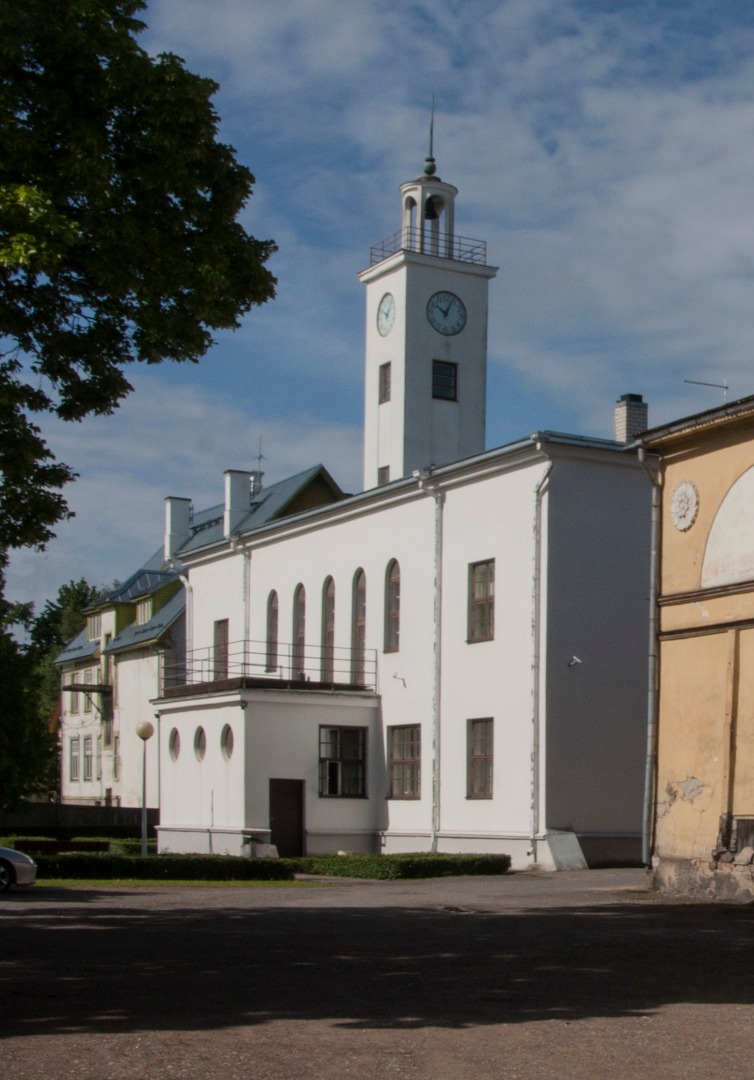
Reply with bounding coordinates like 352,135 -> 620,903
160,638 -> 378,695
369,227 -> 487,267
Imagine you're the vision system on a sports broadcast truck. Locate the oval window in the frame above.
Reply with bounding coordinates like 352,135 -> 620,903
221,724 -> 234,760
194,726 -> 206,761
169,728 -> 180,761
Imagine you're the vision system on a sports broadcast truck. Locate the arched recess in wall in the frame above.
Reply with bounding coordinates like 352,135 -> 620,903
292,584 -> 306,679
321,576 -> 335,682
702,464 -> 754,588
384,559 -> 400,653
265,590 -> 278,672
351,569 -> 366,683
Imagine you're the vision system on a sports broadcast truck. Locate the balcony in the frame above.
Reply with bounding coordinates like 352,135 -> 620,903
369,227 -> 487,267
160,639 -> 378,698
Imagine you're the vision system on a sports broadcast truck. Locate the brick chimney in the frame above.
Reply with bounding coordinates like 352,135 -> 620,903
614,394 -> 648,443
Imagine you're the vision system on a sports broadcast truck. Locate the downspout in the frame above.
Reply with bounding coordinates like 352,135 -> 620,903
530,450 -> 553,865
416,470 -> 445,853
638,447 -> 660,868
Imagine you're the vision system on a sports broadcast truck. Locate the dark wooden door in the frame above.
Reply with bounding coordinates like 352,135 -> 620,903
269,779 -> 304,856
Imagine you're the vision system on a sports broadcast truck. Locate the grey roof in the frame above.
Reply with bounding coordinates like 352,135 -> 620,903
95,548 -> 178,606
177,466 -> 339,554
104,588 -> 185,655
55,628 -> 99,665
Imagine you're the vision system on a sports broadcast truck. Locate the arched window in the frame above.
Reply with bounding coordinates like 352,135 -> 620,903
384,560 -> 400,653
351,569 -> 366,683
293,584 -> 306,679
265,590 -> 278,672
321,577 -> 335,682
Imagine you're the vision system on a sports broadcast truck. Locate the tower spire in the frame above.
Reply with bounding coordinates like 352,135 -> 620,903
423,96 -> 437,177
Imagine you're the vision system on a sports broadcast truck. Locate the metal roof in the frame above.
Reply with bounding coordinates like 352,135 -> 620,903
176,465 -> 340,554
103,588 -> 185,655
55,628 -> 99,665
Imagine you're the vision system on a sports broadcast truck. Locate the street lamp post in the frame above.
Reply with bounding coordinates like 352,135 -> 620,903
135,720 -> 155,857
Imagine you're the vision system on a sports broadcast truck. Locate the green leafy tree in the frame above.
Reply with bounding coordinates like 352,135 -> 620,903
0,578 -> 101,809
0,0 -> 276,561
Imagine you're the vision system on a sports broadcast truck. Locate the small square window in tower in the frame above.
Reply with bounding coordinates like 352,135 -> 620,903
432,360 -> 458,401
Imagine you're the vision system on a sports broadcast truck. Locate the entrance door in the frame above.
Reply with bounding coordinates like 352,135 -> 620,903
269,779 -> 304,856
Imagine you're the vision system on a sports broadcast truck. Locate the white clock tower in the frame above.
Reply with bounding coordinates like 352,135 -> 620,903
359,133 -> 498,489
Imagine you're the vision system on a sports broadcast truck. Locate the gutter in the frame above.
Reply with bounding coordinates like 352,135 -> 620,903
638,447 -> 660,868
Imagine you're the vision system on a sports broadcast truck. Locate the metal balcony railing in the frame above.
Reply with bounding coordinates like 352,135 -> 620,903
369,227 -> 487,267
160,638 -> 377,694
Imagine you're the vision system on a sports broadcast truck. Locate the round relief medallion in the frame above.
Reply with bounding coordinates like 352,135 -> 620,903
670,480 -> 699,532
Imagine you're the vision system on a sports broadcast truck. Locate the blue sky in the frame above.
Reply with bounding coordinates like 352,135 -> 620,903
9,0 -> 754,611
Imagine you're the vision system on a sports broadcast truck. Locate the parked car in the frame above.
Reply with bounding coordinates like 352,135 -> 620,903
0,846 -> 37,892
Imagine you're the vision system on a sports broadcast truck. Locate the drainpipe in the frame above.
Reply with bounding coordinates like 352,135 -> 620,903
415,469 -> 445,853
638,447 -> 660,868
530,450 -> 553,865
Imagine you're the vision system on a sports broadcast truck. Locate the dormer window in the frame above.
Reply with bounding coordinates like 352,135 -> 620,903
87,614 -> 101,640
136,598 -> 152,625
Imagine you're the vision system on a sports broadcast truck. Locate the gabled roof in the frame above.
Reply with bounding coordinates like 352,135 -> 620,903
55,628 -> 99,665
177,465 -> 344,555
103,588 -> 185,655
638,394 -> 754,448
88,547 -> 178,608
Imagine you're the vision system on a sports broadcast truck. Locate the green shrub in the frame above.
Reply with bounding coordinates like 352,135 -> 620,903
36,852 -> 293,881
286,853 -> 511,879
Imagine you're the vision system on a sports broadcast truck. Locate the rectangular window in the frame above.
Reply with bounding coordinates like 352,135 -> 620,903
87,613 -> 101,640
113,735 -> 120,780
83,668 -> 93,712
379,362 -> 391,403
214,618 -> 229,680
377,465 -> 390,486
432,360 -> 458,401
319,726 -> 366,797
468,718 -> 493,798
468,559 -> 495,642
96,735 -> 102,781
69,737 -> 80,782
68,675 -> 79,714
389,725 -> 420,799
83,736 -> 93,782
136,599 -> 152,625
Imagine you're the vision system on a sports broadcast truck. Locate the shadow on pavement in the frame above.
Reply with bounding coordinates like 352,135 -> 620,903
3,891 -> 754,1037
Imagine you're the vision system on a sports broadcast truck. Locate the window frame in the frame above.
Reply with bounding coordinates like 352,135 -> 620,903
468,559 -> 495,643
379,361 -> 391,404
467,718 -> 494,799
432,359 -> 458,402
318,725 -> 367,798
213,618 -> 229,680
292,584 -> 306,679
83,735 -> 93,782
69,736 -> 80,782
388,724 -> 420,799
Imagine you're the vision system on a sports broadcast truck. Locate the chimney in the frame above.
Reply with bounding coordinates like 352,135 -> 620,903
164,497 -> 192,560
249,470 -> 265,498
224,470 -> 253,537
614,393 -> 648,443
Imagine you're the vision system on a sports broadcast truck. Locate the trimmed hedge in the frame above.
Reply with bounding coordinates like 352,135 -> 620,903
35,852 -> 293,881
287,853 -> 511,879
32,850 -> 511,883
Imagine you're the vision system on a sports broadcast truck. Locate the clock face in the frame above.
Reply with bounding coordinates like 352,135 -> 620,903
377,292 -> 396,337
427,291 -> 467,336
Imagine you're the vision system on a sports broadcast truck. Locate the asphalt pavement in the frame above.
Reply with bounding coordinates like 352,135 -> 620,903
4,868 -> 754,1080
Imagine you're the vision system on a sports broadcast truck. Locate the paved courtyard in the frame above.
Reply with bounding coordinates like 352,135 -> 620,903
3,869 -> 754,1079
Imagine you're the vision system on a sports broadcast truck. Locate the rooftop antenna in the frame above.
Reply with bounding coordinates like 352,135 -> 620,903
423,95 -> 436,177
684,378 -> 729,403
255,435 -> 266,474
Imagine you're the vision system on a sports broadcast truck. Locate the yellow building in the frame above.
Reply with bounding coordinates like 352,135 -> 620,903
642,396 -> 754,898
